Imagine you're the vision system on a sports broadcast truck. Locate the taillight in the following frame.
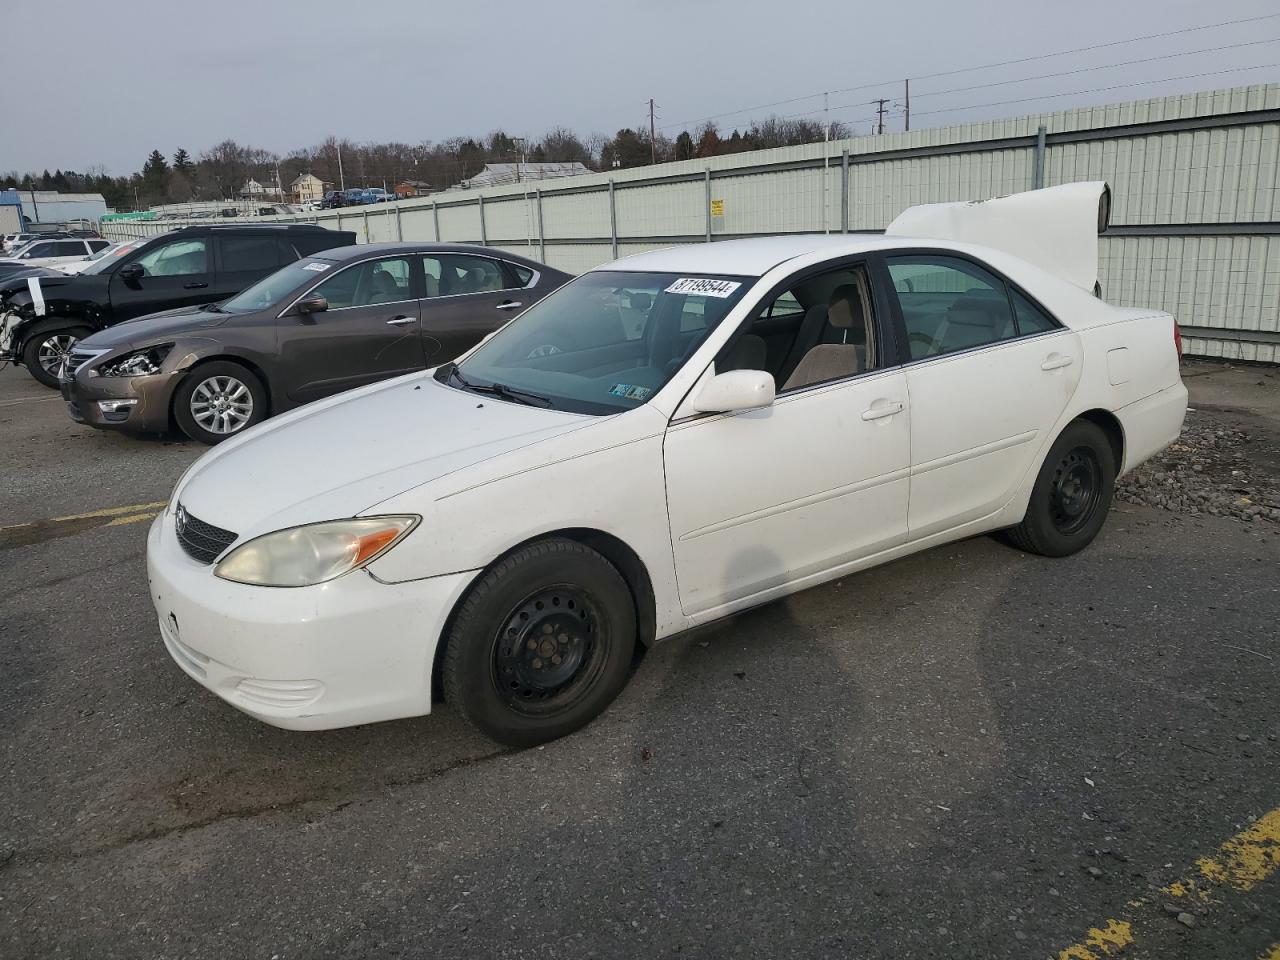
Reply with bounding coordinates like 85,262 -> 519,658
1173,320 -> 1183,359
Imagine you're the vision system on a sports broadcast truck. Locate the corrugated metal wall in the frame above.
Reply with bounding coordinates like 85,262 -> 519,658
104,83 -> 1280,361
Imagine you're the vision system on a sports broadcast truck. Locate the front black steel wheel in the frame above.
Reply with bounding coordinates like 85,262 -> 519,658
493,587 -> 609,716
443,539 -> 636,747
1004,420 -> 1116,558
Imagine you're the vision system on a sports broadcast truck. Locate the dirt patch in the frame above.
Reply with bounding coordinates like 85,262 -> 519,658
1116,405 -> 1280,523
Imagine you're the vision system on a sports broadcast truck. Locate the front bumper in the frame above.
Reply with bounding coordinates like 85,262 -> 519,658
61,363 -> 182,433
146,511 -> 478,730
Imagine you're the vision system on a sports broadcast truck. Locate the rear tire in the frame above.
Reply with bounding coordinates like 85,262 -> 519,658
442,539 -> 636,747
20,321 -> 92,388
172,361 -> 267,445
1004,419 -> 1116,558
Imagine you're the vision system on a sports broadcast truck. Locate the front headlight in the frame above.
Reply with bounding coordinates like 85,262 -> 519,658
98,344 -> 173,378
214,516 -> 419,587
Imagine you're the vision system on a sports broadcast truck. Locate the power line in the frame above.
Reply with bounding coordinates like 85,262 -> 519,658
775,57 -> 1277,130
658,11 -> 1280,132
898,62 -> 1280,122
911,35 -> 1280,101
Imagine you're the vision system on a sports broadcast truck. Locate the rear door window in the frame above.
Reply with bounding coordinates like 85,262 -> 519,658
1010,288 -> 1059,334
220,235 -> 288,273
436,255 -> 516,295
886,256 -> 1018,360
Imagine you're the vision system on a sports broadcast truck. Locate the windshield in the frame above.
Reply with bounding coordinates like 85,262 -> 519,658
220,258 -> 332,314
451,270 -> 751,415
78,240 -> 146,275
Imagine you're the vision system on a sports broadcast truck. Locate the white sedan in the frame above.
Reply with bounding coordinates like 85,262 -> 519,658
0,236 -> 109,270
147,182 -> 1187,746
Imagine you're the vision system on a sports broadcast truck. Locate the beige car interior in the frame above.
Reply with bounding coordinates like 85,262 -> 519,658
718,265 -> 876,392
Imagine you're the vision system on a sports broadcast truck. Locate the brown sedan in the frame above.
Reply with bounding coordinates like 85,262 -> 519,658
60,243 -> 571,444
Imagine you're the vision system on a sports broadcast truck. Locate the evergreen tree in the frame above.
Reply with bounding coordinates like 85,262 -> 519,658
172,148 -> 192,173
141,150 -> 170,203
674,131 -> 695,161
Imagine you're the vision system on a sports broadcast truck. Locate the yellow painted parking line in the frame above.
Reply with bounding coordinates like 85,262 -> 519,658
1056,920 -> 1133,959
105,511 -> 161,527
51,501 -> 167,524
0,500 -> 167,549
1195,807 -> 1280,892
0,395 -> 61,407
1,501 -> 165,533
1056,806 -> 1280,959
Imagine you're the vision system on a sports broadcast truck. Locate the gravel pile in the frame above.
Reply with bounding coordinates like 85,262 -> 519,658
1115,414 -> 1279,523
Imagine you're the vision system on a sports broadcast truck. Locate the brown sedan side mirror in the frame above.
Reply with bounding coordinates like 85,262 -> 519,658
296,296 -> 329,315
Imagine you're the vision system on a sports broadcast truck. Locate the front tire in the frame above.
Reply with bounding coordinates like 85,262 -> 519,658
20,321 -> 92,388
172,361 -> 267,444
1004,419 -> 1116,557
442,539 -> 637,747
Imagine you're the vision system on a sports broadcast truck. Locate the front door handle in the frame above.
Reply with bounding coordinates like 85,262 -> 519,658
496,301 -> 523,311
386,315 -> 415,326
1041,353 -> 1074,371
183,282 -> 208,289
861,399 -> 905,421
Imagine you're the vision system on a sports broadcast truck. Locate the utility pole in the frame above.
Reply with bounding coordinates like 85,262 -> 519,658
904,79 -> 910,132
873,98 -> 889,135
649,98 -> 657,164
337,143 -> 345,192
822,92 -> 830,234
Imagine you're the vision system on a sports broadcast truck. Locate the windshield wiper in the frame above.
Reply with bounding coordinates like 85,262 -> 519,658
445,363 -> 552,407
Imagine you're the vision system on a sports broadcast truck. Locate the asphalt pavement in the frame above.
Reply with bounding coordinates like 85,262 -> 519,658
1,360 -> 1277,959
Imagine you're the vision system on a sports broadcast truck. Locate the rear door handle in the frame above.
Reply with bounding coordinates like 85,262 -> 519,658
861,399 -> 905,421
1041,353 -> 1074,371
496,301 -> 523,311
183,282 -> 208,289
386,315 -> 415,326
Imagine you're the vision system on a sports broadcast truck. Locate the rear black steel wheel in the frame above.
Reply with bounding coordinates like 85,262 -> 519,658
1047,446 -> 1102,536
1003,419 -> 1116,558
443,539 -> 636,747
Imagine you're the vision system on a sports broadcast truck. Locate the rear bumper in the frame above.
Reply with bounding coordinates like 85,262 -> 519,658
146,512 -> 478,730
1115,380 -> 1189,475
62,367 -> 180,433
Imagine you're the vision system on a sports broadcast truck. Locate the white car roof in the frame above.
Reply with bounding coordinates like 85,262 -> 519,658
604,235 -> 887,277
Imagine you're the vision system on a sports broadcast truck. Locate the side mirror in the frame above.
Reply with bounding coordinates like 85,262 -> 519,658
691,369 -> 775,414
118,262 -> 144,281
295,295 -> 328,315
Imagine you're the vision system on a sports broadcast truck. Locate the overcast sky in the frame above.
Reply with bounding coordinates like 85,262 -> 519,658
6,0 -> 1279,175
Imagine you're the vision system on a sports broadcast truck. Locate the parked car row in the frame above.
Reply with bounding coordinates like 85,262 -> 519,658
0,236 -> 111,278
57,241 -> 567,442
0,183 -> 1189,751
318,188 -> 394,209
0,224 -> 356,387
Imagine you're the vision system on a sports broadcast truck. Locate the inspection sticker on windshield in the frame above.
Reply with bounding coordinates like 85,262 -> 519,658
665,278 -> 741,298
609,383 -> 651,400
302,262 -> 330,272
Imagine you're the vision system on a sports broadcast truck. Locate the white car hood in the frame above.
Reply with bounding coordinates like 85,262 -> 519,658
176,374 -> 594,540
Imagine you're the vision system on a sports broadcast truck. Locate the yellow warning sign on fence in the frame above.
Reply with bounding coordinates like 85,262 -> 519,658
710,199 -> 724,217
